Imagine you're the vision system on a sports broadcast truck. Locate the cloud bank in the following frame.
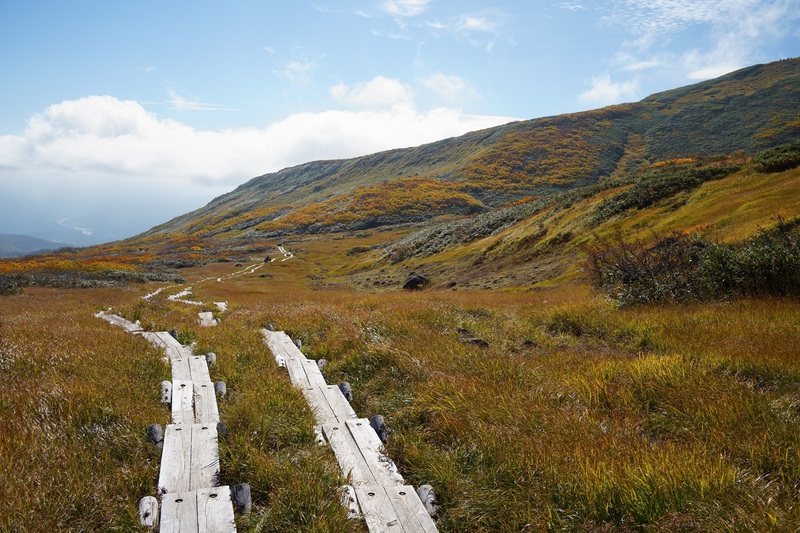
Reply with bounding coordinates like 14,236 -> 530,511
3,88 -> 512,189
0,79 -> 515,242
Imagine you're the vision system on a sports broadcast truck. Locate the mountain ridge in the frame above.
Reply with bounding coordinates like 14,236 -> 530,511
0,234 -> 61,258
139,58 -> 799,242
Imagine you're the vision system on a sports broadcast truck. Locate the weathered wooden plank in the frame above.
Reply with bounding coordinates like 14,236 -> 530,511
346,419 -> 404,486
155,332 -> 186,360
265,338 -> 294,367
263,330 -> 304,362
159,424 -> 191,494
190,424 -> 220,490
171,380 -> 194,426
302,358 -> 329,389
172,357 -> 192,383
197,486 -> 237,533
384,485 -> 439,533
321,384 -> 358,424
302,386 -> 339,426
285,357 -> 310,388
193,381 -> 220,424
354,486 -> 402,532
159,424 -> 221,494
188,355 -> 212,385
160,491 -> 199,533
97,312 -> 143,333
322,423 -> 378,485
198,311 -> 218,327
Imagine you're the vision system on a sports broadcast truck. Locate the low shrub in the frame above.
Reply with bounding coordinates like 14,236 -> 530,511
753,140 -> 800,173
587,218 -> 800,305
0,275 -> 22,295
594,163 -> 742,223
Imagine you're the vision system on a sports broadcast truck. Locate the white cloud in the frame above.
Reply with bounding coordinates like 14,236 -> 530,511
686,65 -> 740,80
578,73 -> 639,106
0,93 -> 516,240
280,60 -> 317,85
420,73 -> 478,102
330,76 -> 415,110
383,0 -> 431,18
2,93 -> 515,191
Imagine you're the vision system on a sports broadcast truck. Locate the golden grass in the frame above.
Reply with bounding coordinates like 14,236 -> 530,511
0,287 -> 165,530
3,206 -> 800,530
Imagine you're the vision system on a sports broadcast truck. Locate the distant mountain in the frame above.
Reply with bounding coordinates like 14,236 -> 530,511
0,234 -> 61,258
137,58 -> 800,242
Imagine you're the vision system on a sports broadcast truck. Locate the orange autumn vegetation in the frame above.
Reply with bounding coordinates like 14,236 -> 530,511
255,177 -> 484,232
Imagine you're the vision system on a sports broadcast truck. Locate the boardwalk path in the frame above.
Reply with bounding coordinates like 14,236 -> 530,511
263,330 -> 438,533
96,246 -> 435,530
96,312 -> 236,532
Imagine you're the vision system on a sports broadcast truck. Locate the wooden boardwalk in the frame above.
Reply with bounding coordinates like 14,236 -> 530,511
97,312 -> 236,532
263,330 -> 438,533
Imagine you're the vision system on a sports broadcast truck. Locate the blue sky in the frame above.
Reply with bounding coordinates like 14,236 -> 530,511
1,0 -> 798,244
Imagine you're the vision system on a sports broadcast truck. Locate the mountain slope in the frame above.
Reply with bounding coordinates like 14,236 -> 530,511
0,234 -> 60,258
139,58 -> 799,243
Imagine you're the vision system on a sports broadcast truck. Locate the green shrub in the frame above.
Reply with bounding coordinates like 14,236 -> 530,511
587,219 -> 800,305
0,276 -> 22,296
594,164 -> 741,223
754,140 -> 800,173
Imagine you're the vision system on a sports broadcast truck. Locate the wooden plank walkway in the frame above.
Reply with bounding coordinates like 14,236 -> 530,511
263,329 -> 438,533
97,312 -> 236,532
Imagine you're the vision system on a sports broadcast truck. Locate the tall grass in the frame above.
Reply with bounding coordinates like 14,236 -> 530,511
0,287 -> 165,531
4,253 -> 800,531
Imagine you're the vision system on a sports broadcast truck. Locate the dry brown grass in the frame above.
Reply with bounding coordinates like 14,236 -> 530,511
3,245 -> 800,531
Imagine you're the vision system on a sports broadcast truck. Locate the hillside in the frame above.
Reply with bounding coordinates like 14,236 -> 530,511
138,58 -> 799,243
0,234 -> 60,258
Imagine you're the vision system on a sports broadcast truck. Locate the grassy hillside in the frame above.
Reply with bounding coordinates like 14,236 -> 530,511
138,58 -> 800,241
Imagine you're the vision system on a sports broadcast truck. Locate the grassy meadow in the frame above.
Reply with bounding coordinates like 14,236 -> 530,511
3,235 -> 799,531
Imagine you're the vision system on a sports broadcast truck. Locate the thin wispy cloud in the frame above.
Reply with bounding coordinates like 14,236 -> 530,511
420,73 -> 478,102
425,8 -> 509,51
610,0 -> 758,35
267,46 -> 319,86
383,0 -> 431,18
162,83 -> 237,112
558,2 -> 586,11
600,0 -> 800,90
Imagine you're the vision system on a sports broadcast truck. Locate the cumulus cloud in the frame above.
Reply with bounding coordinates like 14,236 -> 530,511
0,90 -> 516,241
2,91 -> 515,190
329,76 -> 416,110
578,73 -> 639,106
